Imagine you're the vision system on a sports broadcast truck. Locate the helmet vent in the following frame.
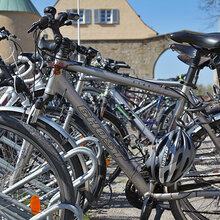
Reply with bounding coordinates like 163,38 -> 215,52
182,158 -> 189,172
166,153 -> 172,166
164,170 -> 169,182
177,153 -> 183,165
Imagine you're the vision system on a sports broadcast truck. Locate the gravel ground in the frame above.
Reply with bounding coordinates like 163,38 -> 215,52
86,172 -> 175,220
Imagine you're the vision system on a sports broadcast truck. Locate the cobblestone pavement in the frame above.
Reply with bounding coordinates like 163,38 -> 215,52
87,172 -> 175,220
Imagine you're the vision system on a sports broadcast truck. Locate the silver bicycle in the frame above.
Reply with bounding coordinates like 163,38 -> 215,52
16,7 -> 220,220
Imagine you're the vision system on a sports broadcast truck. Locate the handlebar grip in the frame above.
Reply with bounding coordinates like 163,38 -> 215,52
0,27 -> 6,31
67,13 -> 80,21
28,15 -> 52,33
27,21 -> 40,33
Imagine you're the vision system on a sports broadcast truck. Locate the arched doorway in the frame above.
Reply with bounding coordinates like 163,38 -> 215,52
153,45 -> 214,85
154,49 -> 189,80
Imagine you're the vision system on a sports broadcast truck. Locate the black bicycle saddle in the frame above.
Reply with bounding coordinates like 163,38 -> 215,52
170,31 -> 220,49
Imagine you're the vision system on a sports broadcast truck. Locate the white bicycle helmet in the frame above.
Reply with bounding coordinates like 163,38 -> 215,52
146,128 -> 195,186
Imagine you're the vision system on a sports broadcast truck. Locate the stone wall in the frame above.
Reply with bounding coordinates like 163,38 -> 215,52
81,34 -> 173,79
0,11 -> 40,62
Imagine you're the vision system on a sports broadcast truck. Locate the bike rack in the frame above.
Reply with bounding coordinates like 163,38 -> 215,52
0,137 -> 99,219
61,141 -> 99,188
75,136 -> 103,160
48,144 -> 98,207
30,203 -> 83,220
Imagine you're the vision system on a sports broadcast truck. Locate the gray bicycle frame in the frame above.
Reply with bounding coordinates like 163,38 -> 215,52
42,57 -> 220,199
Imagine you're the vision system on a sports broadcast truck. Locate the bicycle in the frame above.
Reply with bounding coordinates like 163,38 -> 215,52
15,7 -> 220,219
0,27 -> 101,215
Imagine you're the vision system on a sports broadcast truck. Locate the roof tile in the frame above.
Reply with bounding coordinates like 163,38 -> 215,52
0,0 -> 39,15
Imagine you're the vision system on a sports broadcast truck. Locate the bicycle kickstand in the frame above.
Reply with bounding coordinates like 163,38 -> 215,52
140,195 -> 156,220
154,204 -> 165,220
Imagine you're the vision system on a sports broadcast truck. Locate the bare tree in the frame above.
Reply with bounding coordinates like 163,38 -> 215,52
199,0 -> 220,27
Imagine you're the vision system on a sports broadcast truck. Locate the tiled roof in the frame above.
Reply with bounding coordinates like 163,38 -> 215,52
0,0 -> 39,15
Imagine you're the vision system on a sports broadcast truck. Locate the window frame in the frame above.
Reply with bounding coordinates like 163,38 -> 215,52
94,9 -> 119,24
100,9 -> 112,24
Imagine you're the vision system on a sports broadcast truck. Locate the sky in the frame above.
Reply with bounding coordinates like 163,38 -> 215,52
31,0 -> 220,86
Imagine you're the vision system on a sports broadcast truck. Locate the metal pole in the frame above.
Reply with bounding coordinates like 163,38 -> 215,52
77,0 -> 80,61
214,18 -> 220,86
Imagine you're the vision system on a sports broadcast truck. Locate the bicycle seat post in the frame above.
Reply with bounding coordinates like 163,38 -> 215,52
184,49 -> 201,87
168,50 -> 202,131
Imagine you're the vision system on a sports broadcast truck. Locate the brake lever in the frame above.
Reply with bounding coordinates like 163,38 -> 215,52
27,21 -> 40,34
64,20 -> 72,26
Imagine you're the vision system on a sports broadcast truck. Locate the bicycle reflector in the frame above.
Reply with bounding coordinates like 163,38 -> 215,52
106,157 -> 110,166
30,195 -> 40,215
80,135 -> 86,146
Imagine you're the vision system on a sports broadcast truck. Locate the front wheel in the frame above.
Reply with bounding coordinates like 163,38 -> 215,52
0,113 -> 76,219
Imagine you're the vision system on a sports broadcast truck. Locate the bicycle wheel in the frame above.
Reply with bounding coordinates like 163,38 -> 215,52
155,103 -> 176,135
101,110 -> 129,184
0,113 -> 75,219
169,112 -> 220,220
45,106 -> 107,210
0,109 -> 86,209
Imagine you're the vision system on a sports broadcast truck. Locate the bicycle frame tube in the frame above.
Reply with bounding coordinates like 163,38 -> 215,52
110,88 -> 155,142
44,57 -> 219,198
44,70 -> 151,196
82,75 -> 183,88
66,62 -> 182,99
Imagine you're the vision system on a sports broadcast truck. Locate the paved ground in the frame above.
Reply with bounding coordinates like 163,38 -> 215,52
87,172 -> 175,220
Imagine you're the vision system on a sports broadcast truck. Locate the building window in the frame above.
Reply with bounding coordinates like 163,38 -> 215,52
101,10 -> 112,23
66,9 -> 91,24
94,9 -> 119,24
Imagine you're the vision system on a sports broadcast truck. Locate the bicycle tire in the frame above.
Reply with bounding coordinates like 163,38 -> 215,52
169,110 -> 220,220
45,106 -> 107,210
101,110 -> 129,184
155,103 -> 176,135
0,108 -> 86,209
0,113 -> 75,219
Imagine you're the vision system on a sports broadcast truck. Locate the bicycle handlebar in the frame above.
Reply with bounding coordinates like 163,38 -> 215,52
28,6 -> 79,34
0,26 -> 17,41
